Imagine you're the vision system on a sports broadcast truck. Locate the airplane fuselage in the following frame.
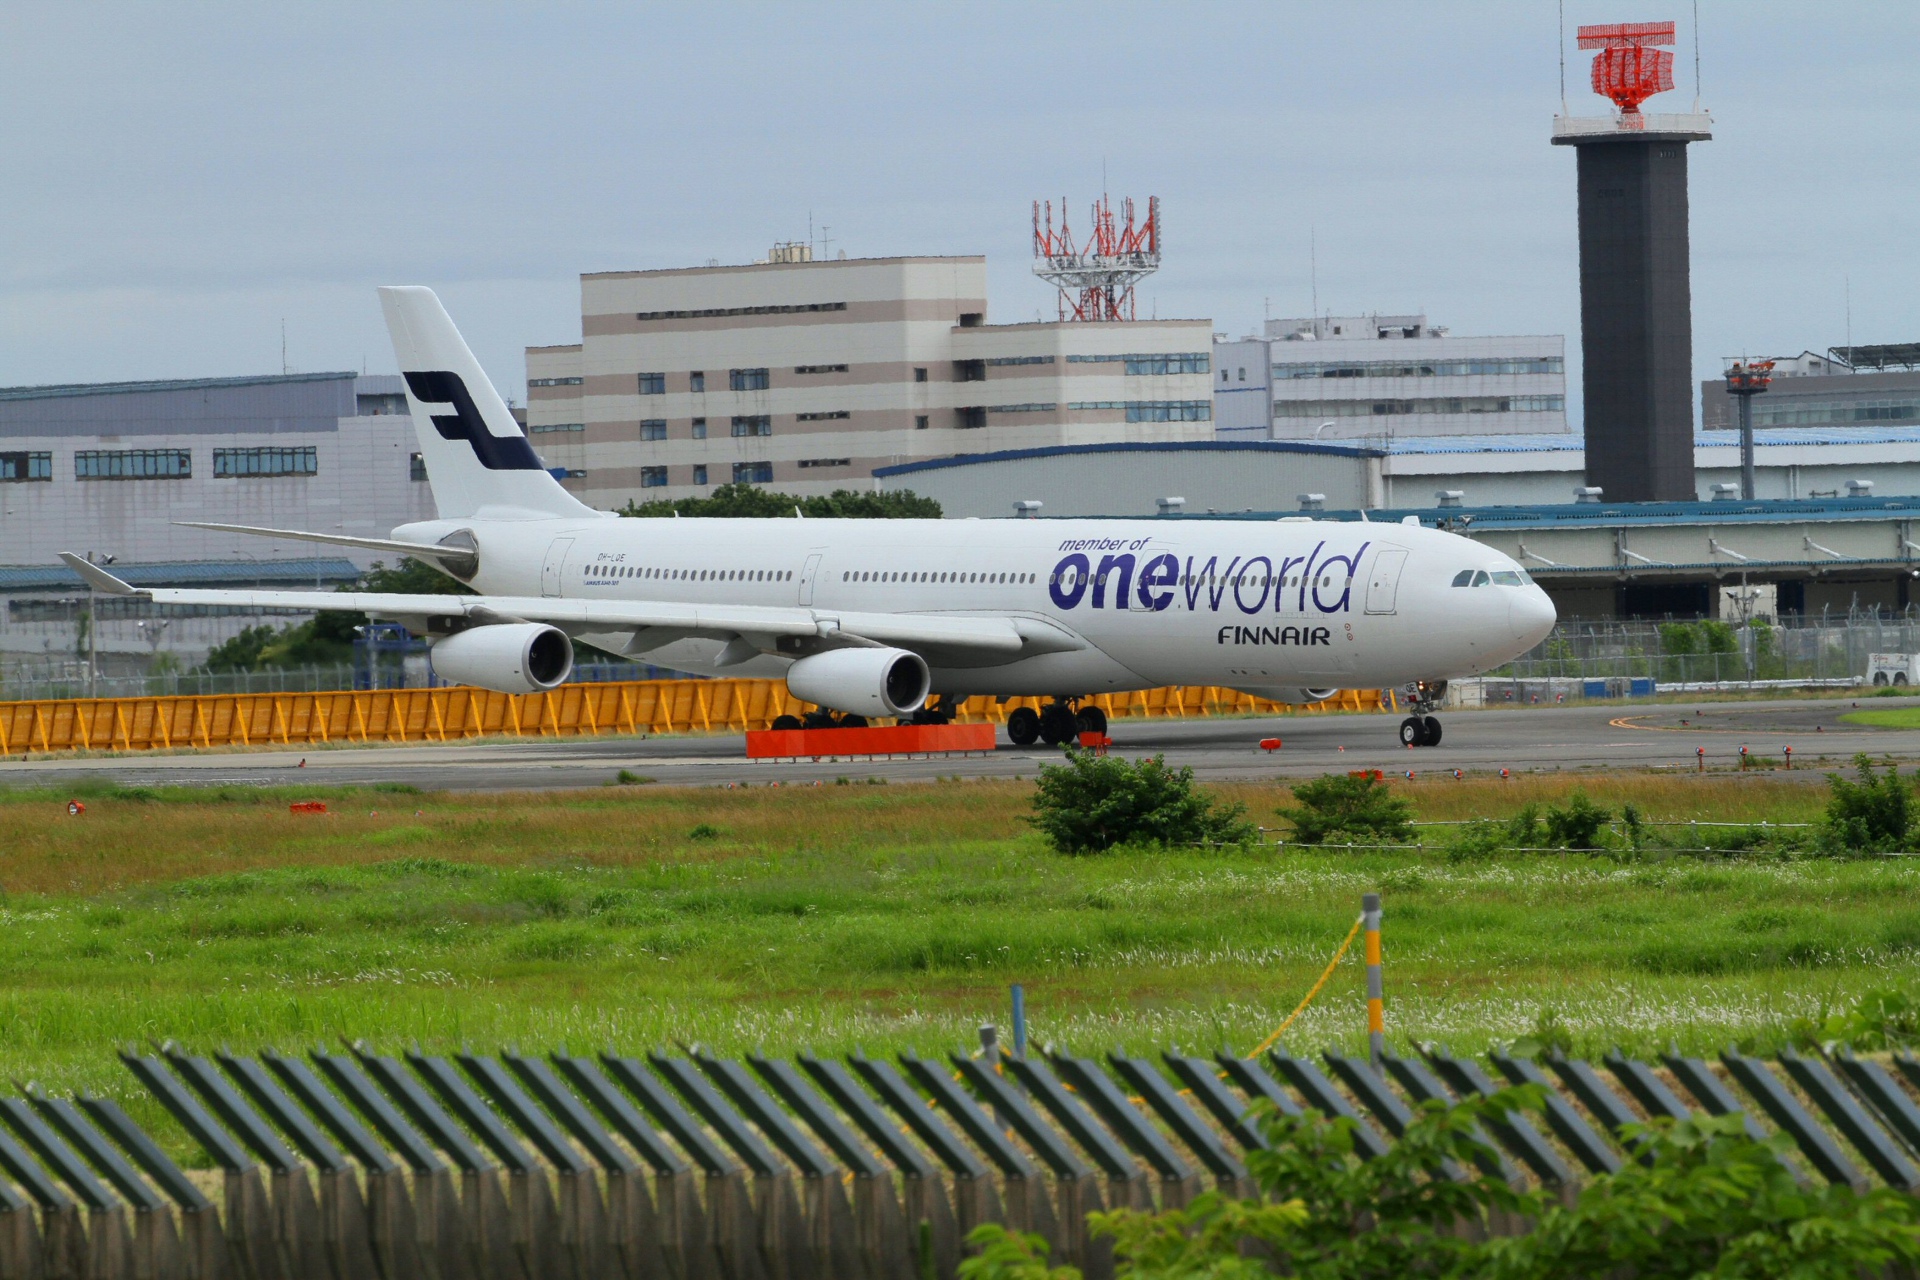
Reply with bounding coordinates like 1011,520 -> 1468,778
393,513 -> 1556,698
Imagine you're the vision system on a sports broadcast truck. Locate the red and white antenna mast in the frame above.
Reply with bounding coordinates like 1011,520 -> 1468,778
1031,195 -> 1161,322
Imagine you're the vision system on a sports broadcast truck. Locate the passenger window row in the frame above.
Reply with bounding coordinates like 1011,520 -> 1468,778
597,565 -> 793,582
842,570 -> 1036,585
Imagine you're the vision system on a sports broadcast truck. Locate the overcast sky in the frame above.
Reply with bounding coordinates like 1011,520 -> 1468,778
2,2 -> 1914,426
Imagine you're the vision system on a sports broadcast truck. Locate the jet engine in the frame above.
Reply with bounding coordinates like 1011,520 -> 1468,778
429,623 -> 573,694
785,647 -> 930,718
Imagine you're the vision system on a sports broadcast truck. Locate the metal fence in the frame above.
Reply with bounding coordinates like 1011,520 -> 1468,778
0,1038 -> 1911,1280
1493,610 -> 1920,690
0,662 -> 696,707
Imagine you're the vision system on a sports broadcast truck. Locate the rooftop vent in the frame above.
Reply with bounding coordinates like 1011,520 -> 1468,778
1710,483 -> 1739,500
1435,490 -> 1464,508
1156,496 -> 1186,514
1573,486 -> 1604,504
1297,493 -> 1326,512
1013,500 -> 1043,518
1847,479 -> 1875,497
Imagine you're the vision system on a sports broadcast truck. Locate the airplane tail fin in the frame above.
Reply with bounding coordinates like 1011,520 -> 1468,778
378,285 -> 598,520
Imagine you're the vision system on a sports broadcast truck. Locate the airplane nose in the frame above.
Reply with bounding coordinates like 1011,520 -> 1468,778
1510,588 -> 1557,648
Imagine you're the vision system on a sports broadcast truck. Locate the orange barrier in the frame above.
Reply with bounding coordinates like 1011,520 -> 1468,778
746,722 -> 996,759
0,680 -> 1384,757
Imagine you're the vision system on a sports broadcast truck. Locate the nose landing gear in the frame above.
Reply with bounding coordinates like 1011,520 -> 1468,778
1398,680 -> 1447,748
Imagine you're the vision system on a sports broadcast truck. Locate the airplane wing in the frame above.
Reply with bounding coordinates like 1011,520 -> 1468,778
58,553 -> 1083,659
171,520 -> 472,563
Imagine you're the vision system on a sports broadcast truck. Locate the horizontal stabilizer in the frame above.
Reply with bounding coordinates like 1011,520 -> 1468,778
174,521 -> 467,561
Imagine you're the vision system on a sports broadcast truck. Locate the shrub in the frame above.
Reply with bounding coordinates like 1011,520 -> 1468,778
1275,773 -> 1414,845
1824,755 -> 1912,852
1443,820 -> 1507,863
1542,790 -> 1612,849
962,1093 -> 1920,1280
1027,751 -> 1254,854
1505,803 -> 1542,848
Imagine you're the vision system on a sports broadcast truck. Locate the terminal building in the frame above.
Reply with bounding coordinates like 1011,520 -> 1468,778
0,372 -> 434,668
1214,314 -> 1569,442
525,248 -> 1215,508
1701,345 -> 1920,431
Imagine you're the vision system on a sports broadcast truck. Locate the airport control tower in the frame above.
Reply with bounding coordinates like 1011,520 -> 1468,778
1553,21 -> 1711,502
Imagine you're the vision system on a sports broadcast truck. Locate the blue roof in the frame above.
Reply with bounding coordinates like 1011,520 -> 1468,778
873,438 -> 1383,477
1159,496 -> 1920,529
0,371 -> 356,403
0,557 -> 363,592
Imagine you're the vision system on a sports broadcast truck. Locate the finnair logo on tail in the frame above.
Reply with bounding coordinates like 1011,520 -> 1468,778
404,371 -> 543,471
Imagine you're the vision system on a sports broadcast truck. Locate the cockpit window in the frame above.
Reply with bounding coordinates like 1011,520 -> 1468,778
1472,570 -> 1491,587
1451,570 -> 1473,587
1491,570 -> 1525,586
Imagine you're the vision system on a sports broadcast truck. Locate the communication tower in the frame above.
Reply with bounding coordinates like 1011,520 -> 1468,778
1032,195 -> 1160,322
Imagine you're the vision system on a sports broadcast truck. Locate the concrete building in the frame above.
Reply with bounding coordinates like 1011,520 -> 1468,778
526,251 -> 1215,508
1214,314 -> 1569,443
1701,350 -> 1920,432
878,429 -> 1920,518
0,371 -> 434,666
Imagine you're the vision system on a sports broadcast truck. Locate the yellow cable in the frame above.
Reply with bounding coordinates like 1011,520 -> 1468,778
1246,914 -> 1364,1059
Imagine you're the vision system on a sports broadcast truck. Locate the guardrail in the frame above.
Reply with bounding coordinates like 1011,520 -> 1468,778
0,682 -> 1383,756
0,1038 -> 1911,1280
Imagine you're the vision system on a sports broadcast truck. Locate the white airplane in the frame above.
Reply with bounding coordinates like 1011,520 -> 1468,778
62,287 -> 1555,748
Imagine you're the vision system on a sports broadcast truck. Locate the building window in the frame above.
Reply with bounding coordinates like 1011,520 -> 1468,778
529,376 -> 584,387
795,364 -> 848,374
640,466 -> 668,488
733,461 -> 774,484
75,449 -> 192,480
693,465 -> 709,486
356,392 -> 409,414
213,447 -> 318,478
1066,352 -> 1210,375
987,403 -> 1055,414
959,312 -> 984,327
729,368 -> 770,391
0,451 -> 52,482
913,367 -> 928,383
689,371 -> 705,393
691,418 -> 707,439
795,411 -> 850,421
955,359 -> 986,382
731,415 -> 772,437
1238,367 -> 1246,381
530,422 -> 585,434
1069,401 -> 1212,422
640,420 -> 668,440
410,453 -> 428,482
636,302 -> 845,321
797,458 -> 851,469
956,407 -> 987,429
638,372 -> 666,395
914,415 -> 929,429
1271,395 -> 1565,418
1271,356 -> 1565,380
985,355 -> 1055,366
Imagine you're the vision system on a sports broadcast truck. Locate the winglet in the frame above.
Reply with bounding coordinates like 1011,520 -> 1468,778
58,553 -> 140,596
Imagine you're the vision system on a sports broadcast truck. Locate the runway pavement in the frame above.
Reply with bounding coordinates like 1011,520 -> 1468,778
3,695 -> 1918,793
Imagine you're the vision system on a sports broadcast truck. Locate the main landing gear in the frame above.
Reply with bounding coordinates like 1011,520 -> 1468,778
770,711 -> 868,730
1005,697 -> 1106,747
1397,679 -> 1447,748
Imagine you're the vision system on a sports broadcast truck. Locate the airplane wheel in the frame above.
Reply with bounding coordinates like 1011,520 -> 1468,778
1038,703 -> 1077,746
1075,705 -> 1108,736
1421,716 -> 1443,747
1399,717 -> 1424,747
1006,707 -> 1041,745
771,715 -> 802,731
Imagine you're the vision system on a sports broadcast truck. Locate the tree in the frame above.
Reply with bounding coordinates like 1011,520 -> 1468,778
617,484 -> 941,519
1274,773 -> 1415,845
1027,751 -> 1255,854
199,558 -> 470,673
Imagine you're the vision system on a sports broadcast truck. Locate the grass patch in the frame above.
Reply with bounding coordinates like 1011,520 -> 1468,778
0,770 -> 1912,1151
1843,707 -> 1920,729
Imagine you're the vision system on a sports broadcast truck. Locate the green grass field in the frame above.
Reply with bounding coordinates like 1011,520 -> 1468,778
1843,706 -> 1920,729
2,770 -> 1916,1143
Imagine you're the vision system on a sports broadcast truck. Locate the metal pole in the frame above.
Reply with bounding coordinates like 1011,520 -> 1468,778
1739,391 -> 1756,500
1009,985 -> 1027,1060
1363,892 -> 1384,1069
85,553 -> 97,700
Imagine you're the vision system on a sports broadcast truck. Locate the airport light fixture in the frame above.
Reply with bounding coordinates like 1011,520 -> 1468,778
1725,360 -> 1774,500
